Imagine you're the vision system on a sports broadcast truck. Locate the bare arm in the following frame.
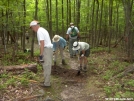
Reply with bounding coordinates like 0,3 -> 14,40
66,34 -> 69,40
77,32 -> 80,38
40,40 -> 44,56
81,50 -> 85,55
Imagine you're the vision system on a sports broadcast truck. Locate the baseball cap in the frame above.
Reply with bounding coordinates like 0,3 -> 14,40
70,22 -> 74,26
30,20 -> 39,27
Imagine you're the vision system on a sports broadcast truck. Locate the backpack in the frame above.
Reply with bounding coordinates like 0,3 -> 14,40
70,27 -> 78,37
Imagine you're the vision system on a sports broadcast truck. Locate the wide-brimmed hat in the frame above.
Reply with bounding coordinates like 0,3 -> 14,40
72,41 -> 80,50
30,20 -> 39,28
52,35 -> 60,42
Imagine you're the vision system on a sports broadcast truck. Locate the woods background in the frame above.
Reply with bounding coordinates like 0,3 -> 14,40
0,0 -> 134,61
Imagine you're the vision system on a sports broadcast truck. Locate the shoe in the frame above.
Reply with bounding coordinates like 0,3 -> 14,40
40,84 -> 51,88
62,59 -> 67,65
77,70 -> 81,76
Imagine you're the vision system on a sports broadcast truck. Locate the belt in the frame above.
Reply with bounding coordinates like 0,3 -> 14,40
44,47 -> 52,48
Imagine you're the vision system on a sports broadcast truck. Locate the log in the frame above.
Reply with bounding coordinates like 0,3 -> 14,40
0,64 -> 37,73
17,94 -> 43,101
112,64 -> 134,79
120,64 -> 134,77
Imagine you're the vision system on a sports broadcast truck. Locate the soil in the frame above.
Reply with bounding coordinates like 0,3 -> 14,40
0,44 -> 106,101
51,50 -> 105,101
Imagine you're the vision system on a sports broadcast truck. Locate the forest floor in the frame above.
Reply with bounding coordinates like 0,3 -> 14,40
0,42 -> 134,101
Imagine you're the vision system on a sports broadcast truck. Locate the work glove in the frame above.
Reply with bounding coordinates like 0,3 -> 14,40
81,54 -> 84,57
39,55 -> 44,63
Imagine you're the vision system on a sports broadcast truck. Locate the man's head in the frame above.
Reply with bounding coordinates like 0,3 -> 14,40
30,20 -> 40,32
72,41 -> 80,51
70,22 -> 74,26
52,35 -> 60,42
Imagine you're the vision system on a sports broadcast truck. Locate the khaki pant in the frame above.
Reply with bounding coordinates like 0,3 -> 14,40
69,38 -> 77,56
42,48 -> 53,86
53,47 -> 64,62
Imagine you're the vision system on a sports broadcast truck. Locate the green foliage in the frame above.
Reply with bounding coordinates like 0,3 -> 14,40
0,73 -> 9,78
0,84 -> 6,90
91,47 -> 108,53
114,92 -> 121,98
6,78 -> 16,87
22,69 -> 36,80
20,78 -> 29,87
102,70 -> 113,80
126,80 -> 134,87
104,86 -> 113,96
123,91 -> 134,98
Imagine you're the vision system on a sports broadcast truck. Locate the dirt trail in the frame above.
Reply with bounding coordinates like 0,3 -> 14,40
52,50 -> 106,101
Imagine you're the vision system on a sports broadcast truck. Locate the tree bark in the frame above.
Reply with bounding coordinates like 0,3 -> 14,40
0,64 -> 37,73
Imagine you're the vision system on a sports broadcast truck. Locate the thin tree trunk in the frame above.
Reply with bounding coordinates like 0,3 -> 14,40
122,0 -> 133,61
23,0 -> 26,51
97,0 -> 104,46
91,0 -> 95,47
49,0 -> 52,37
31,0 -> 38,57
94,0 -> 99,46
108,0 -> 113,53
76,0 -> 81,28
62,0 -> 65,37
56,0 -> 58,34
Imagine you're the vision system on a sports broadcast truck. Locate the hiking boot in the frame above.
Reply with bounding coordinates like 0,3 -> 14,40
62,59 -> 67,65
77,70 -> 81,76
40,84 -> 51,88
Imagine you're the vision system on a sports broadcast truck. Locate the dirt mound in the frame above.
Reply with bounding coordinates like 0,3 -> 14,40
52,65 -> 87,81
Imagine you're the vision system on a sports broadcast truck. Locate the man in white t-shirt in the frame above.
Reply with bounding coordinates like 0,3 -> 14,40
30,20 -> 53,87
72,41 -> 90,75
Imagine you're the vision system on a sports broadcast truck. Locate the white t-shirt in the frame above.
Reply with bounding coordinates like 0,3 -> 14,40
78,42 -> 89,51
37,27 -> 53,48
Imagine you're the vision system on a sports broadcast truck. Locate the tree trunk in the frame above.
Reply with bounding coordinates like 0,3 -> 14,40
122,0 -> 133,61
76,0 -> 81,28
31,0 -> 38,57
91,0 -> 95,47
97,0 -> 104,46
94,0 -> 99,46
108,0 -> 113,52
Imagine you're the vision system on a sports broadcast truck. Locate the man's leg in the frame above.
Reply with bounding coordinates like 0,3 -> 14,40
83,49 -> 90,70
59,48 -> 66,65
69,39 -> 73,58
53,49 -> 58,65
42,48 -> 53,86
